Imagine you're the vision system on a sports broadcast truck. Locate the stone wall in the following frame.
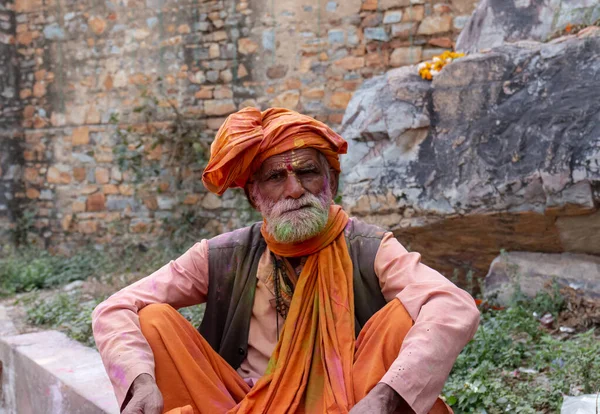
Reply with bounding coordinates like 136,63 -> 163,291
0,0 -> 24,244
0,0 -> 478,252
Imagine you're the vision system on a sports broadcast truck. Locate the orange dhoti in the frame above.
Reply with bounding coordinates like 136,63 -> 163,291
139,301 -> 451,414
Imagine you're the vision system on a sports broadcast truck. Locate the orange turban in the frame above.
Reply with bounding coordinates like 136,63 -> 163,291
202,107 -> 348,195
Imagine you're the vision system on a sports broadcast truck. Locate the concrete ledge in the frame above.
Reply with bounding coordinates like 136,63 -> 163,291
0,328 -> 119,414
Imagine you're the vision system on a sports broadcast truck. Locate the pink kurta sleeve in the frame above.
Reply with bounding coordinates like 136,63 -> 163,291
375,233 -> 480,414
91,240 -> 210,408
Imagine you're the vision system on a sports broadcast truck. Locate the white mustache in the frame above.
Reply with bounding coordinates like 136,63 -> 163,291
270,196 -> 321,217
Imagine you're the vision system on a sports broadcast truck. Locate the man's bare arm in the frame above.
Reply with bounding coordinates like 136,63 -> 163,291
92,240 -> 210,408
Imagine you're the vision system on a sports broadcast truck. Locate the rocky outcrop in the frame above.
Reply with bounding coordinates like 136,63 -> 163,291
340,29 -> 600,284
484,252 -> 600,306
457,0 -> 600,53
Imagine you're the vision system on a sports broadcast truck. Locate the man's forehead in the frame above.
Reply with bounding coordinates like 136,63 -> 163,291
259,148 -> 321,170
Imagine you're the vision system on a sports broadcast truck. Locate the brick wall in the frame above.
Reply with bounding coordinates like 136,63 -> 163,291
0,0 -> 477,253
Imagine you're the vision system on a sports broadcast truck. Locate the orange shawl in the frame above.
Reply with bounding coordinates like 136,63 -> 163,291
202,107 -> 347,195
230,205 -> 355,413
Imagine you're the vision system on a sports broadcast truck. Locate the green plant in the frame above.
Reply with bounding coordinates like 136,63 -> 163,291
443,295 -> 599,413
0,249 -> 61,294
0,243 -> 185,296
9,207 -> 36,247
178,303 -> 206,328
26,294 -> 207,348
110,84 -> 210,188
26,293 -> 106,348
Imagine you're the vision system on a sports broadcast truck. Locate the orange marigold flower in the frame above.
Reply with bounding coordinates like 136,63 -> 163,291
418,50 -> 466,80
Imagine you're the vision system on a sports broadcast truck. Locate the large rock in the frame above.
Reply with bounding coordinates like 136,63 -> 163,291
340,30 -> 600,283
457,0 -> 600,53
484,252 -> 600,306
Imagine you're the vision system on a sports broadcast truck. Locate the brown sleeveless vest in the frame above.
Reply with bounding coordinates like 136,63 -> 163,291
199,218 -> 388,369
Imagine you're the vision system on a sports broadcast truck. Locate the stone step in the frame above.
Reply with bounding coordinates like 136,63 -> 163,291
0,324 -> 119,414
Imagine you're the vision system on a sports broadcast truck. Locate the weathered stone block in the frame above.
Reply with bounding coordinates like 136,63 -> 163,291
157,195 -> 177,210
329,92 -> 353,109
266,65 -> 288,79
364,27 -> 389,41
213,87 -> 233,99
205,99 -> 237,116
118,184 -> 134,196
335,56 -> 365,70
328,29 -> 345,44
26,188 -> 40,199
78,220 -> 98,234
47,166 -> 71,184
86,193 -> 106,212
391,22 -> 418,38
72,200 -> 86,213
72,127 -> 90,146
238,38 -> 258,54
195,88 -> 213,99
15,0 -> 43,12
61,214 -> 73,231
237,63 -> 249,78
453,15 -> 470,30
361,0 -> 378,11
379,0 -> 410,9
209,43 -> 220,59
390,46 -> 422,66
362,13 -> 383,28
73,167 -> 86,182
220,69 -> 233,83
429,37 -> 454,48
383,10 -> 403,24
202,193 -> 222,209
303,87 -> 326,100
418,15 -> 452,35
271,91 -> 300,110
401,5 -> 424,22
485,252 -> 600,305
88,16 -> 107,35
102,184 -> 120,195
183,194 -> 200,205
95,167 -> 110,185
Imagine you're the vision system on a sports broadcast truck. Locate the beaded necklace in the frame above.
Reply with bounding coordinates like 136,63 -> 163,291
271,253 -> 305,339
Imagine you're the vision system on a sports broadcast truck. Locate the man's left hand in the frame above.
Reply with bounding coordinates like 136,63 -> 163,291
349,383 -> 405,414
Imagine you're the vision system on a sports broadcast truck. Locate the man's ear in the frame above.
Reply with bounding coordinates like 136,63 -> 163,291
330,171 -> 339,199
244,183 -> 258,209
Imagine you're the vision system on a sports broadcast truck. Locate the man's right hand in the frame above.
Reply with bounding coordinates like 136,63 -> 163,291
122,373 -> 164,414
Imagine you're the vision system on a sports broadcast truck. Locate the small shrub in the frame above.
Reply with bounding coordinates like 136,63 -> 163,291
0,249 -> 61,294
0,243 -> 185,296
26,294 -> 206,348
26,293 -> 106,348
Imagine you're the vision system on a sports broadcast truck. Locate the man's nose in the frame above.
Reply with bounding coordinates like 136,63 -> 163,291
283,174 -> 305,199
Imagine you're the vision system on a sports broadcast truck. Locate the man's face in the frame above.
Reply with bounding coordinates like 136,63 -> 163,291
248,148 -> 336,244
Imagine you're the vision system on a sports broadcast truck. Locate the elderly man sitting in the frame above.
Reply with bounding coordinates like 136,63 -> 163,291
92,108 -> 479,414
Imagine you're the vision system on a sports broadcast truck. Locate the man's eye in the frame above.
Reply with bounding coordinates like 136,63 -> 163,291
298,168 -> 318,175
268,173 -> 283,181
